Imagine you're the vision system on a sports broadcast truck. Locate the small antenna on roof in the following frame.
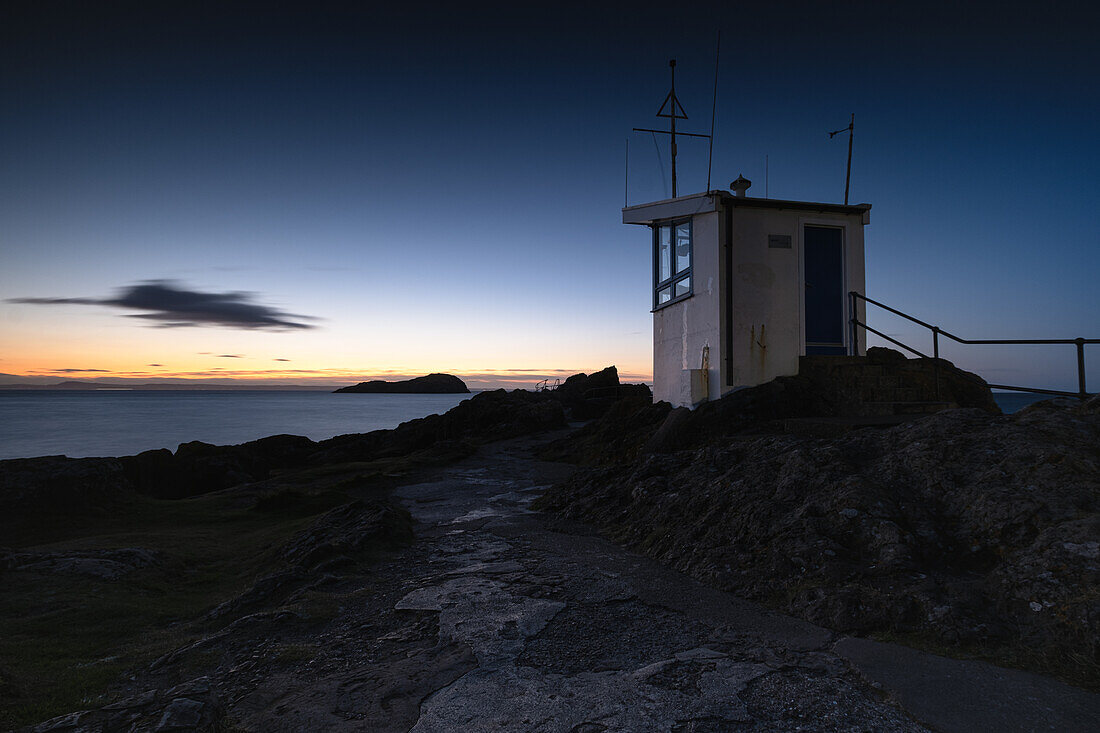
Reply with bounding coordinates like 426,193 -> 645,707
633,59 -> 711,198
828,113 -> 855,204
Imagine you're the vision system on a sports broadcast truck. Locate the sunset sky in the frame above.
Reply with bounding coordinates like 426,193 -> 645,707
2,1 -> 1097,390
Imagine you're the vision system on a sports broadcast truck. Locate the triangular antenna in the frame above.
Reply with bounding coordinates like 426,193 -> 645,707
632,59 -> 710,198
656,89 -> 688,120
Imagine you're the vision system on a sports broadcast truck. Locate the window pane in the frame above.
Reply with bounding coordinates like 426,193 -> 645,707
674,276 -> 691,298
657,286 -> 672,304
657,225 -> 671,283
675,222 -> 691,274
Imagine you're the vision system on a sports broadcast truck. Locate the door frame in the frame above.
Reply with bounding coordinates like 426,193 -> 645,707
798,218 -> 851,355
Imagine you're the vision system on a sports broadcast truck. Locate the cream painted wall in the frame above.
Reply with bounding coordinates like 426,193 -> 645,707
652,210 -> 722,406
725,207 -> 865,392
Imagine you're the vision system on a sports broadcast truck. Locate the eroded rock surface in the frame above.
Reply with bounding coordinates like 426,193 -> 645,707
539,393 -> 1100,689
15,427 -> 1100,731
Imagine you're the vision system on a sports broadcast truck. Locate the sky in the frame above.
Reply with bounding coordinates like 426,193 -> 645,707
2,1 -> 1097,391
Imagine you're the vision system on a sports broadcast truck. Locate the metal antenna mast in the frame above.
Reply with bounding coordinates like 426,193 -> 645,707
633,59 -> 710,199
706,32 -> 721,192
828,113 -> 855,204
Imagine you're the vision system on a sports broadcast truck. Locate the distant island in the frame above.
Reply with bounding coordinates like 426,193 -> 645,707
334,373 -> 469,394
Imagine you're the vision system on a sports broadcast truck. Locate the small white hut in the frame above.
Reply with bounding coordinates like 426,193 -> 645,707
623,177 -> 870,408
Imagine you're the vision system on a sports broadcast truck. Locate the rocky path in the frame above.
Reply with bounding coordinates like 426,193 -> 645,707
224,433 -> 1099,732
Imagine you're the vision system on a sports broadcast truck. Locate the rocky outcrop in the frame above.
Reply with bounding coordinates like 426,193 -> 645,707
310,389 -> 567,464
536,398 -> 1100,688
120,434 -> 317,499
280,500 -> 414,571
26,676 -> 223,732
0,456 -> 135,523
545,366 -> 653,420
541,372 -> 824,465
544,350 -> 1001,464
334,373 -> 469,394
2,548 -> 161,580
800,347 -> 1002,417
202,500 -> 414,624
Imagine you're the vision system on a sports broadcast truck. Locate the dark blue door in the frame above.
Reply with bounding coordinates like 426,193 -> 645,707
804,226 -> 846,355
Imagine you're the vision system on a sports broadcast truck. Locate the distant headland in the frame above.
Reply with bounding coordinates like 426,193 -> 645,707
333,373 -> 469,394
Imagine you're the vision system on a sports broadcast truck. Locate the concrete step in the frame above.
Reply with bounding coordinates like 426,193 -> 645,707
800,355 -> 957,417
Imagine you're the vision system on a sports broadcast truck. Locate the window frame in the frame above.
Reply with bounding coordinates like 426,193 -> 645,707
652,217 -> 693,311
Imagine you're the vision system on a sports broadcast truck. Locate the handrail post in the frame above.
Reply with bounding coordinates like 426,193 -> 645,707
849,291 -> 859,356
1077,338 -> 1087,400
933,326 -> 941,401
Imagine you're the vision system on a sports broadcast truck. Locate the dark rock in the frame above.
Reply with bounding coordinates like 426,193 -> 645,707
557,366 -> 621,398
865,346 -> 907,363
544,374 -> 823,466
28,680 -> 222,733
155,697 -> 205,731
334,373 -> 469,394
9,547 -> 161,580
542,397 -> 671,465
802,348 -> 1001,416
202,569 -> 309,623
280,500 -> 414,570
538,401 -> 1100,687
644,407 -> 693,454
312,389 -> 566,464
120,434 -> 317,499
545,366 -> 653,420
0,456 -> 134,520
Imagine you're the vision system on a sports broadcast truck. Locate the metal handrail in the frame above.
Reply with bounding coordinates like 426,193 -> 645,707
849,291 -> 1097,401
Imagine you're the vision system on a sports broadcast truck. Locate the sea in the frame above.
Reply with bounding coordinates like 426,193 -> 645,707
0,390 -> 1061,461
0,390 -> 475,461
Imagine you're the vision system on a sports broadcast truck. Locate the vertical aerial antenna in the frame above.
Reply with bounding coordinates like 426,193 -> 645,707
624,138 -> 629,206
828,113 -> 855,204
633,60 -> 709,199
706,31 -> 721,192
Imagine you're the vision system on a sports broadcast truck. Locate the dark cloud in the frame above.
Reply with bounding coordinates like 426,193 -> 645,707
147,363 -> 164,367
273,358 -> 291,362
216,354 -> 244,358
9,280 -> 317,331
52,368 -> 109,373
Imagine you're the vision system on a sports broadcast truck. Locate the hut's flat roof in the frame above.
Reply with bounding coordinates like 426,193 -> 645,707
622,190 -> 871,225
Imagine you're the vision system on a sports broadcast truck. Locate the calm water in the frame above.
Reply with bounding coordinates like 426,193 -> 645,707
0,390 -> 473,460
0,389 -> 1058,461
992,392 -> 1057,414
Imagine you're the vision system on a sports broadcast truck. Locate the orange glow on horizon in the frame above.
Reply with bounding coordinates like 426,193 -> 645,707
3,361 -> 653,389
0,301 -> 654,389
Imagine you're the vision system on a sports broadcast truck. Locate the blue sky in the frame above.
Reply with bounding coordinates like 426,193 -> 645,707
1,1 -> 1097,390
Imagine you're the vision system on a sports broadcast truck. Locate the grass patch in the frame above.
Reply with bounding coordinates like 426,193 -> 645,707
0,483 -> 344,729
0,451 -> 458,728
